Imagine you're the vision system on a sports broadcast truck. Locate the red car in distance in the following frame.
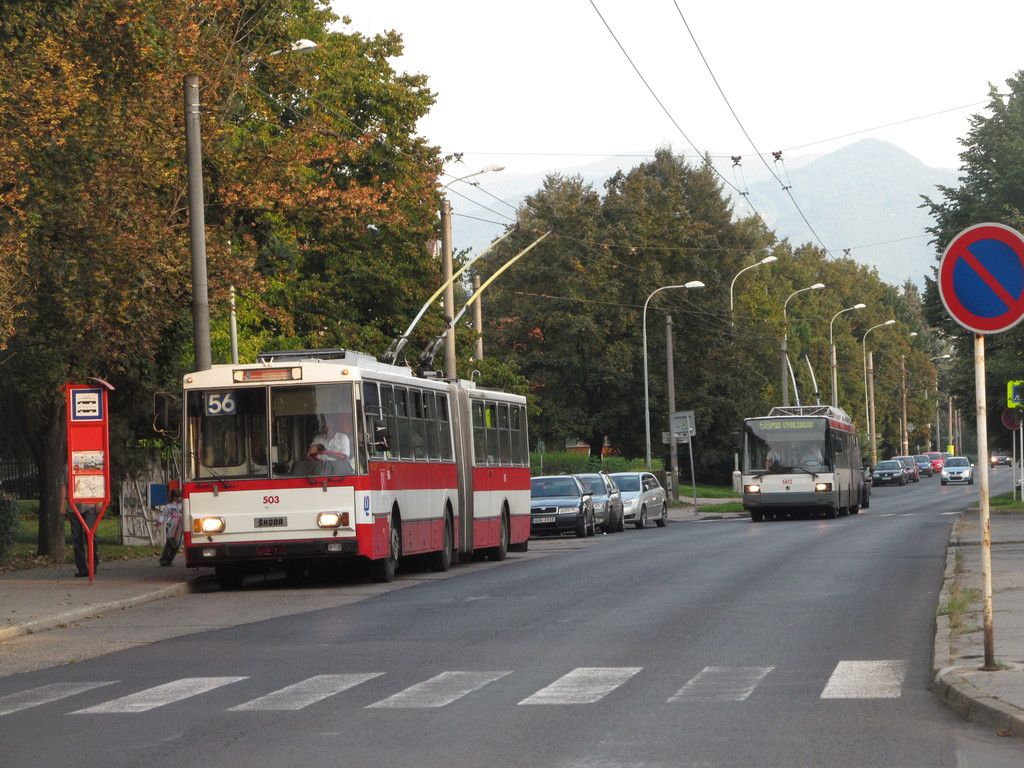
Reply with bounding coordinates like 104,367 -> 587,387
926,452 -> 945,474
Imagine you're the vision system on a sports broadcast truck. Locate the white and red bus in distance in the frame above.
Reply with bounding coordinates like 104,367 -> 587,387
181,349 -> 529,589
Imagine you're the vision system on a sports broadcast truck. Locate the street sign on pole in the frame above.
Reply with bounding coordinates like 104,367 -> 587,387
938,222 -> 1024,671
1008,380 -> 1024,409
670,410 -> 695,437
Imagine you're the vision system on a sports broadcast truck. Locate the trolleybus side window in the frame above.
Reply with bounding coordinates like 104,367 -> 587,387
362,382 -> 385,459
484,402 -> 499,465
498,403 -> 512,464
423,392 -> 440,460
472,400 -> 487,464
410,389 -> 428,460
186,389 -> 268,479
395,387 -> 413,460
381,384 -> 399,459
510,405 -> 524,465
437,393 -> 454,461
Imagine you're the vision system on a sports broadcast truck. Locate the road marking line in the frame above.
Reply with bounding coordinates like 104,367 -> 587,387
518,667 -> 641,705
820,660 -> 906,699
0,682 -> 117,717
72,677 -> 247,714
367,671 -> 510,709
941,512 -> 959,516
878,513 -> 896,517
229,674 -> 382,711
667,666 -> 774,703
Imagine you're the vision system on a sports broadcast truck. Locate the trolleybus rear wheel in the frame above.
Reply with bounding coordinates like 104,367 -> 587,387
429,514 -> 453,572
490,510 -> 509,560
370,516 -> 401,583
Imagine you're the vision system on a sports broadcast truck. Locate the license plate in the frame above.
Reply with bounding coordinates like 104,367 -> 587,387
533,516 -> 556,524
255,516 -> 287,528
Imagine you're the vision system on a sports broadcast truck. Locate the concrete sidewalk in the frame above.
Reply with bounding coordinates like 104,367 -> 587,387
0,556 -> 200,642
933,510 -> 1024,738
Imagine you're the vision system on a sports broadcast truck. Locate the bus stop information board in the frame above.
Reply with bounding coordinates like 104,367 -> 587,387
65,383 -> 112,583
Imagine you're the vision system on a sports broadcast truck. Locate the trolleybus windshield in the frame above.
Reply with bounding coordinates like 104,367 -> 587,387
186,383 -> 358,480
744,418 -> 832,475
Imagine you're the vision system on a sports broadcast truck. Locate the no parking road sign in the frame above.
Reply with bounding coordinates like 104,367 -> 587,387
939,223 -> 1024,334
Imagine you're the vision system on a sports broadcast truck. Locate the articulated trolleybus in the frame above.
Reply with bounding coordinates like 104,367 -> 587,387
181,349 -> 530,588
740,405 -> 868,522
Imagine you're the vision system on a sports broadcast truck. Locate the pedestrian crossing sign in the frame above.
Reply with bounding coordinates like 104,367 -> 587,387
1008,380 -> 1024,409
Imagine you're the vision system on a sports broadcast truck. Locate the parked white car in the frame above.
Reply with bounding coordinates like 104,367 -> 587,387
608,471 -> 668,529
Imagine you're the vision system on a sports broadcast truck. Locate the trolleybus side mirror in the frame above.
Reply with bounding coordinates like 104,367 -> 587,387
153,392 -> 180,436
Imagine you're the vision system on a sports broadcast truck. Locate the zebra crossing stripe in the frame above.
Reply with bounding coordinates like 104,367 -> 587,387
518,667 -> 641,705
72,677 -> 248,714
229,674 -> 382,711
820,660 -> 906,699
667,666 -> 774,703
367,671 -> 510,709
0,682 -> 117,717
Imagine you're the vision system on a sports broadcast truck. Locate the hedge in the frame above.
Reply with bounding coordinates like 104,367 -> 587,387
530,451 -> 661,476
0,492 -> 17,564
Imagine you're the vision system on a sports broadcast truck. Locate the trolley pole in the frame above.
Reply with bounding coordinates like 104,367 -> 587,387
665,315 -> 679,503
184,74 -> 212,372
440,199 -> 456,380
781,336 -> 789,406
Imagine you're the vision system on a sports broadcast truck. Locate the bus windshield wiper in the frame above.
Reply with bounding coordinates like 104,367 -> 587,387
784,466 -> 820,479
190,452 -> 233,487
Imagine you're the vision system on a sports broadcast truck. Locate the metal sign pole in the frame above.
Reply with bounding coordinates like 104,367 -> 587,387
974,333 -> 996,670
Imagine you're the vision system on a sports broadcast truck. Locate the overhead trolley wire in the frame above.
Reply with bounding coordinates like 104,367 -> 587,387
668,0 -> 836,258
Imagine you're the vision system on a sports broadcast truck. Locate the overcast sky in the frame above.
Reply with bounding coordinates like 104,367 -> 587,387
334,1 -> 1023,177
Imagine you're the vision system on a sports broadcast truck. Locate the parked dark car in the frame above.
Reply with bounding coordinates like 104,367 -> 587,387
530,475 -> 595,538
575,473 -> 625,533
914,455 -> 934,478
990,452 -> 1011,467
893,455 -> 920,483
872,460 -> 906,487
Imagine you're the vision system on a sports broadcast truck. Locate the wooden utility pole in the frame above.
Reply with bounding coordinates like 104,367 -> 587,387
868,351 -> 878,464
666,315 -> 679,503
900,354 -> 909,455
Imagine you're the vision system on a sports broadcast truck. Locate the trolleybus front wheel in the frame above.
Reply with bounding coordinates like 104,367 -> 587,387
215,565 -> 244,590
749,510 -> 763,523
370,516 -> 401,583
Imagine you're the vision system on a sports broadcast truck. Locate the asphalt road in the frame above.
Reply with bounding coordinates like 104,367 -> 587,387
1,469 -> 1022,767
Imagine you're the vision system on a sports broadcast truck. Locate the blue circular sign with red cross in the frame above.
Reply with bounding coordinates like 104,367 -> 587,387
939,222 -> 1024,334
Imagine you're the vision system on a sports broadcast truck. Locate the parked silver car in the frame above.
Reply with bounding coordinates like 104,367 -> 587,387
608,471 -> 668,529
575,473 -> 625,533
941,456 -> 974,485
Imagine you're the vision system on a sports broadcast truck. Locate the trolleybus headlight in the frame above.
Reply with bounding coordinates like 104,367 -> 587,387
814,482 -> 832,493
743,484 -> 761,494
317,512 -> 342,529
196,516 -> 225,534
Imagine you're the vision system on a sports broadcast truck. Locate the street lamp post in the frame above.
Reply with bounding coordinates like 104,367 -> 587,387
782,283 -> 825,406
861,319 -> 895,460
828,303 -> 866,408
439,165 -> 505,379
930,354 -> 951,452
643,281 -> 705,468
729,255 -> 777,313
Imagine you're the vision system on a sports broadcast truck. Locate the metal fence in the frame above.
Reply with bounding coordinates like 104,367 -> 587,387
0,458 -> 38,499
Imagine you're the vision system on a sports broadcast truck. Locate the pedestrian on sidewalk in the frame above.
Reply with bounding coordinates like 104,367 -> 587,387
154,489 -> 183,567
69,503 -> 100,577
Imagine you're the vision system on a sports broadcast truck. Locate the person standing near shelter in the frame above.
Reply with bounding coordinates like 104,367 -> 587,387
70,503 -> 99,577
155,489 -> 184,567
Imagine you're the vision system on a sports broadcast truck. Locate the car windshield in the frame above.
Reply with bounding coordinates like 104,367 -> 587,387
610,474 -> 640,492
914,456 -> 930,463
576,475 -> 606,495
875,461 -> 901,470
946,458 -> 970,467
531,477 -> 579,497
927,453 -> 942,460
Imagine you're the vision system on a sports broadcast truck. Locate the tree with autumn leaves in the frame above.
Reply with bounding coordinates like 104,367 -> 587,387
0,1 -> 445,557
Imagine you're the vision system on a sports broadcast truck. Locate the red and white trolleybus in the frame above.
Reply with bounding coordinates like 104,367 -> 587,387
181,349 -> 530,588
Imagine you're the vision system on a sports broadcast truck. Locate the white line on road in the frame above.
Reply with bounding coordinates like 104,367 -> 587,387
0,682 -> 117,717
72,677 -> 248,714
367,671 -> 510,709
878,513 -> 896,517
820,660 -> 906,699
229,674 -> 382,711
667,666 -> 774,703
518,667 -> 642,705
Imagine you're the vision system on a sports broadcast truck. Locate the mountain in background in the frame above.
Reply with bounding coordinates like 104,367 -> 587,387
449,139 -> 960,287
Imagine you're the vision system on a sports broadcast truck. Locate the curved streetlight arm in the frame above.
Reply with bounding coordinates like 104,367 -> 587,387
729,258 -> 773,312
643,282 -> 705,467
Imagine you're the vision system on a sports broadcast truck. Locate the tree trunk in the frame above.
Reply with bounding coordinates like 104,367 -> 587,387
17,393 -> 66,559
588,431 -> 605,459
